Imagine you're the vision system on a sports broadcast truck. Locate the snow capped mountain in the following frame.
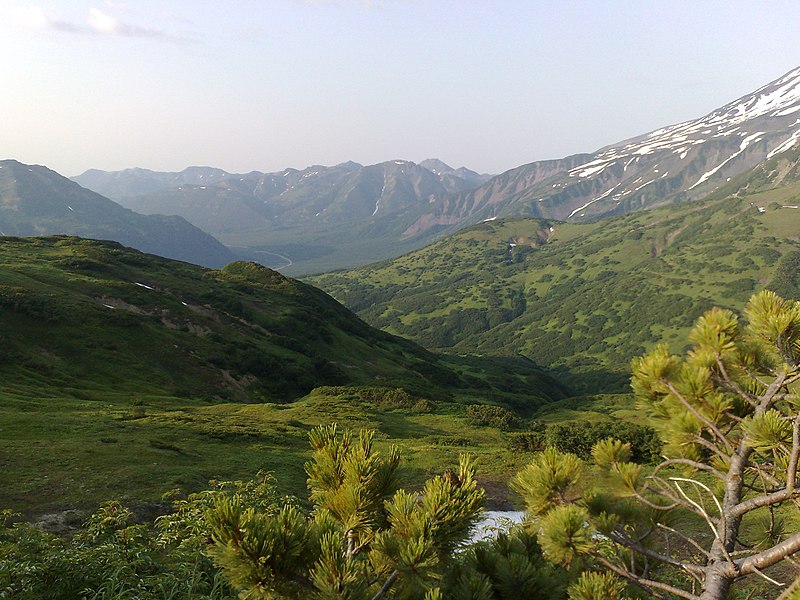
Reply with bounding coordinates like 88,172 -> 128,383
407,66 -> 800,229
63,66 -> 800,273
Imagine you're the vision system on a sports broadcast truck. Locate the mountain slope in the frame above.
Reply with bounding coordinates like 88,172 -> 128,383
310,154 -> 800,389
0,235 -> 568,513
0,235 -> 565,403
0,236 -> 433,403
405,65 -> 800,233
0,160 -> 236,267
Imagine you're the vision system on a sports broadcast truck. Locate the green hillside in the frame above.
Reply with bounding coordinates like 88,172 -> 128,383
310,191 -> 800,391
0,236 -> 568,514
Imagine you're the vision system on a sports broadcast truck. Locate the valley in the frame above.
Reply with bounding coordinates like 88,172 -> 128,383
5,60 -> 800,599
6,67 -> 800,518
0,236 -> 570,515
310,148 -> 800,391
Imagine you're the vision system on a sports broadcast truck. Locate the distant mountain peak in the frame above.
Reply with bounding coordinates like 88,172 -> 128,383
0,160 -> 235,267
574,65 -> 800,192
404,65 -> 800,230
419,158 -> 453,174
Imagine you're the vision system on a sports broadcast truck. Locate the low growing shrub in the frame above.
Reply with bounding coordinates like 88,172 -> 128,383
466,404 -> 521,431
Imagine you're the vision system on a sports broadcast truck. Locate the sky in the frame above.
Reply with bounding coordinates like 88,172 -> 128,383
1,1 -> 798,177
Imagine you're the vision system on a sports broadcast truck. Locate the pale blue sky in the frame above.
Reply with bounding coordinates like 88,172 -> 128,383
1,1 -> 798,176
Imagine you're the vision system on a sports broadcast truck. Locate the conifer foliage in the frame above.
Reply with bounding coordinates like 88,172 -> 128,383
206,424 -> 487,599
516,291 -> 800,599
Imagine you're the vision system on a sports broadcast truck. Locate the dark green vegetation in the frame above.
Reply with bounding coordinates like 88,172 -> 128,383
0,160 -> 235,267
0,235 -> 575,514
5,239 -> 800,599
0,236 -> 460,401
10,292 -> 800,600
310,191 -> 800,392
520,291 -> 800,599
0,428 -> 574,600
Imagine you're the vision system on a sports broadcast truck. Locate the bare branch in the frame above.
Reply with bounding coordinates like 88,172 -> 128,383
610,529 -> 705,578
592,554 -> 700,600
631,487 -> 681,511
643,476 -> 706,517
751,566 -> 785,587
689,434 -> 731,462
656,523 -> 711,559
743,464 -> 782,489
371,569 -> 398,600
671,479 -> 720,540
670,477 -> 723,516
651,458 -> 726,481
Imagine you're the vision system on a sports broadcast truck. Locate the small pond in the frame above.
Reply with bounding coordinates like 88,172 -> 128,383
468,510 -> 525,542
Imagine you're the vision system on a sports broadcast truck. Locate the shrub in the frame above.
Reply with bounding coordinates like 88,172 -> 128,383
465,404 -> 521,430
509,420 -> 661,463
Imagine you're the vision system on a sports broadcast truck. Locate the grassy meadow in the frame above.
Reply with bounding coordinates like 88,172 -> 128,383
0,236 -> 581,518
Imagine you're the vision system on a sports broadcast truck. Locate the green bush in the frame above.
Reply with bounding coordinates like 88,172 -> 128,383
510,420 -> 661,463
466,404 -> 521,430
310,386 -> 421,410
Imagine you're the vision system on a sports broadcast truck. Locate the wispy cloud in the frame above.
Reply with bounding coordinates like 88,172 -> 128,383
292,0 -> 389,8
14,5 -> 194,43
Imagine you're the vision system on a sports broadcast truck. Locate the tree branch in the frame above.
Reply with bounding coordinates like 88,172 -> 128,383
656,523 -> 711,559
786,413 -> 800,490
670,477 -> 722,515
631,487 -> 681,511
609,529 -> 705,578
730,487 -> 800,519
689,434 -> 731,462
713,356 -> 759,408
671,479 -> 720,540
756,371 -> 788,412
651,458 -> 726,481
643,476 -> 707,518
371,569 -> 398,600
592,554 -> 700,600
737,531 -> 800,575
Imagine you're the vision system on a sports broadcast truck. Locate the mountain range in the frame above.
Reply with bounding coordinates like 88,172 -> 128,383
404,66 -> 800,233
6,65 -> 800,276
310,141 -> 800,392
67,66 -> 800,274
71,159 -> 492,273
0,160 -> 235,267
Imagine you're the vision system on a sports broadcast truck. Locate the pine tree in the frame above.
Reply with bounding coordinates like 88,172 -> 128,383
206,424 -> 486,599
514,291 -> 800,599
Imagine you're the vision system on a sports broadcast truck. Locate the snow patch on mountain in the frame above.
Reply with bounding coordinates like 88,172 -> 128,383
690,131 -> 765,189
767,124 -> 800,159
